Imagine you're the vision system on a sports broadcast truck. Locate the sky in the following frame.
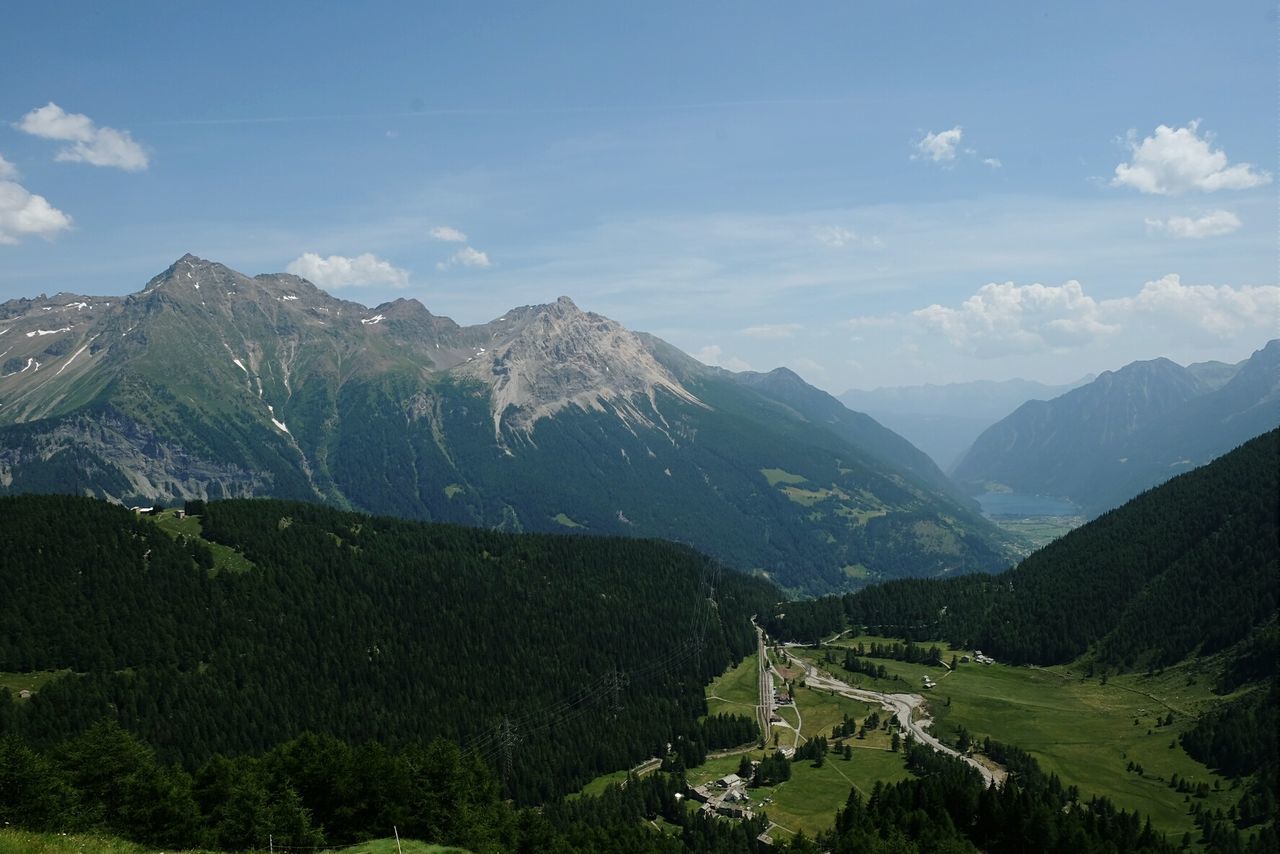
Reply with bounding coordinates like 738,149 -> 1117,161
1,1 -> 1276,391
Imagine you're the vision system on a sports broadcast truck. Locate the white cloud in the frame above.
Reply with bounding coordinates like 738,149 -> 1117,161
862,275 -> 1279,358
740,323 -> 802,339
0,179 -> 73,245
286,252 -> 409,289
913,126 -> 963,162
693,344 -> 751,372
0,153 -> 18,180
983,157 -> 1003,169
913,280 -> 1118,357
1145,209 -> 1242,239
813,225 -> 882,249
17,103 -> 149,171
1107,274 -> 1280,342
1113,121 -> 1270,195
815,225 -> 858,247
436,246 -> 491,270
429,225 -> 467,242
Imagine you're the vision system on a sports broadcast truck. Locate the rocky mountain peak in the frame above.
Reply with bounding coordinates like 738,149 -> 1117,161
453,297 -> 701,437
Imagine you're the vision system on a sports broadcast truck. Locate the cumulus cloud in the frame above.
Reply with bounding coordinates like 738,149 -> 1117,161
436,246 -> 491,270
740,323 -> 802,339
1144,210 -> 1242,239
983,157 -> 1003,169
913,280 -> 1118,357
1113,121 -> 1270,195
0,153 -> 18,180
17,102 -> 149,171
877,275 -> 1279,358
429,225 -> 467,242
0,179 -> 74,245
913,126 -> 963,162
1108,274 -> 1280,342
693,345 -> 752,372
286,252 -> 409,289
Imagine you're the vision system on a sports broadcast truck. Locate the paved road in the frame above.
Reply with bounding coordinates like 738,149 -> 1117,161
765,625 -> 1005,788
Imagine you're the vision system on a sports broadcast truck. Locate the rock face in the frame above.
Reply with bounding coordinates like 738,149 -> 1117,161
455,296 -> 702,437
0,255 -> 1020,593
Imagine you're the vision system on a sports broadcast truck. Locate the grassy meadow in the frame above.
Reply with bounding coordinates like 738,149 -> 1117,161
800,634 -> 1242,842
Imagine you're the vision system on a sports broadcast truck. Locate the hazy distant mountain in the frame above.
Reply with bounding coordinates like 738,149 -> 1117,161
951,342 -> 1278,515
0,255 -> 1018,593
839,377 -> 1090,470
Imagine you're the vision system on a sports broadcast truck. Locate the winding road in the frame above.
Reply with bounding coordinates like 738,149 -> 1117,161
761,622 -> 1006,788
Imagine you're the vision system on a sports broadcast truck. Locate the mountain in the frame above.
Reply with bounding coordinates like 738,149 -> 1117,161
838,377 -> 1090,470
766,428 -> 1279,671
951,342 -> 1280,516
0,255 -> 1017,593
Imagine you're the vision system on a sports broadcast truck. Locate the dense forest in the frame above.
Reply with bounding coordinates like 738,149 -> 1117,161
762,429 -> 1279,672
0,495 -> 777,804
805,740 -> 1188,854
7,702 -> 1246,853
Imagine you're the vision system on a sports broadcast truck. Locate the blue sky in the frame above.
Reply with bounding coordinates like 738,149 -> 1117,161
2,1 -> 1275,390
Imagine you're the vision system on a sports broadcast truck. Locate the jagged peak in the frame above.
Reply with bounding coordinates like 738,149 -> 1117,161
453,297 -> 702,438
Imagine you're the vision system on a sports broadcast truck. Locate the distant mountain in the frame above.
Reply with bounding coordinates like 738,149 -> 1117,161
0,255 -> 1017,593
770,428 -> 1279,670
951,342 -> 1279,515
839,377 -> 1090,470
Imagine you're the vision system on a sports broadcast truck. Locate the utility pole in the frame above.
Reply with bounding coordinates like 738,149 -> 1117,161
497,716 -> 520,790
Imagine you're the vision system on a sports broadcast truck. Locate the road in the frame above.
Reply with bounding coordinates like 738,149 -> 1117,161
754,621 -> 772,739
764,624 -> 1006,788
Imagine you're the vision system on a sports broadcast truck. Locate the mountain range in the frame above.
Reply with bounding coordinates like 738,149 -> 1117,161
0,254 -> 1017,593
838,377 -> 1091,470
951,341 -> 1280,516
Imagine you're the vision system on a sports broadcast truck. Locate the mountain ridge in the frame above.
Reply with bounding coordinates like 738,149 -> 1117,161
951,341 -> 1280,515
0,254 -> 1018,593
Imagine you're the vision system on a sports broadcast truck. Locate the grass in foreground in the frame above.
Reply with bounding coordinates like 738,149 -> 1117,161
0,831 -> 466,854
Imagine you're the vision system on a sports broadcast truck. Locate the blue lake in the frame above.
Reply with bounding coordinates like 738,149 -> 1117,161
976,492 -> 1079,517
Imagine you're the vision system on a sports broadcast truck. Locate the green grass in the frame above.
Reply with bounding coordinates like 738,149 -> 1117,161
552,512 -> 583,528
0,830 -> 221,854
0,669 -> 68,699
443,483 -> 464,498
789,683 -> 878,744
791,645 -> 916,695
332,839 -> 468,854
704,653 -> 759,720
813,634 -> 1242,843
780,485 -> 845,507
760,468 -> 807,486
149,510 -> 255,574
0,830 -> 467,854
566,767 -> 633,800
688,747 -> 912,838
988,514 -> 1084,549
762,750 -> 911,837
929,658 -> 1240,841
